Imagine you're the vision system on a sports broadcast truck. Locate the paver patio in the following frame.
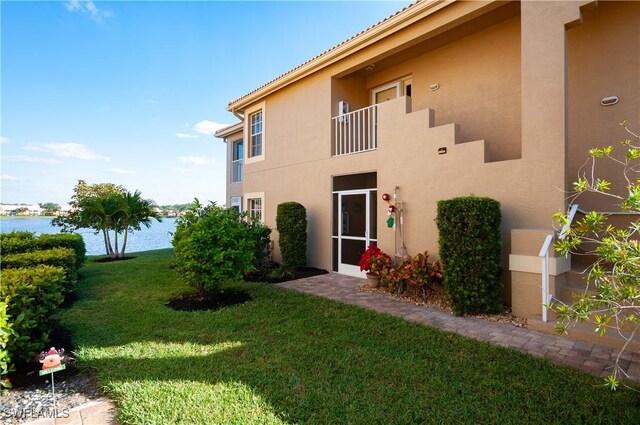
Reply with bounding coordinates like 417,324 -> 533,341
278,273 -> 640,382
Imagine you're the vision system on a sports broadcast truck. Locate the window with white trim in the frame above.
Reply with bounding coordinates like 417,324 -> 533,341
230,196 -> 242,212
231,140 -> 243,182
247,197 -> 262,221
249,111 -> 263,158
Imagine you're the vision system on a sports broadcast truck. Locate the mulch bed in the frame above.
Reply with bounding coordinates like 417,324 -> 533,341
361,283 -> 527,328
92,256 -> 136,263
244,267 -> 328,284
166,289 -> 253,312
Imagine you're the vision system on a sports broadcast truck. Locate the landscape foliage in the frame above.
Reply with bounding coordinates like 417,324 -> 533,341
553,121 -> 640,389
276,202 -> 307,271
172,199 -> 271,296
52,180 -> 160,258
0,231 -> 84,388
436,196 -> 503,315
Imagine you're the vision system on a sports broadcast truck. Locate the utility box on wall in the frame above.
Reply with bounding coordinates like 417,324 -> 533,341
338,100 -> 349,123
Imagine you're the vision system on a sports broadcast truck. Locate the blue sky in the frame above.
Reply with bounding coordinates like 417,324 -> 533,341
1,0 -> 410,206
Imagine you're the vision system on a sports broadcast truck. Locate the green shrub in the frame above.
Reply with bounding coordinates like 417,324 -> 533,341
0,231 -> 36,255
276,202 -> 307,271
247,220 -> 272,275
1,265 -> 66,364
36,233 -> 86,269
0,301 -> 15,381
172,201 -> 261,295
1,248 -> 77,293
436,196 -> 503,315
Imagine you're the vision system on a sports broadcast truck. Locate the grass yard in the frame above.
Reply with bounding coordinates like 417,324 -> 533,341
62,249 -> 640,424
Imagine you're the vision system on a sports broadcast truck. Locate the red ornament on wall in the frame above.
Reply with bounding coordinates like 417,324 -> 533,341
388,205 -> 396,213
382,193 -> 390,202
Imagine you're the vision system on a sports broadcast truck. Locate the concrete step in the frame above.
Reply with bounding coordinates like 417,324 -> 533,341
529,317 -> 640,352
556,272 -> 594,303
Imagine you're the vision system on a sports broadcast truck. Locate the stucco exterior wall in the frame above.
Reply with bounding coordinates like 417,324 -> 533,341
222,1 -> 637,316
567,0 -> 640,211
365,14 -> 522,162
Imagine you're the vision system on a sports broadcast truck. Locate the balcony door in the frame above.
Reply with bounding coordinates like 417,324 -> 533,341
372,81 -> 400,104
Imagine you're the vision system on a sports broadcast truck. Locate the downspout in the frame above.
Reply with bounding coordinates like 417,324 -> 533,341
231,108 -> 244,122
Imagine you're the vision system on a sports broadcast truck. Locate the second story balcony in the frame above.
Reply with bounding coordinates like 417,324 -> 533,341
332,104 -> 378,157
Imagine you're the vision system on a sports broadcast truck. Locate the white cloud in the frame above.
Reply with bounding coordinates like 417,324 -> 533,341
170,167 -> 194,173
193,120 -> 228,136
174,121 -> 229,140
64,1 -> 113,23
175,132 -> 199,139
5,155 -> 59,164
0,136 -> 8,144
23,143 -> 110,161
1,175 -> 20,181
178,156 -> 215,166
108,168 -> 136,175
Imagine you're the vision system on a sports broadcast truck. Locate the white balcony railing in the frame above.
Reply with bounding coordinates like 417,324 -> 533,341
332,104 -> 377,156
232,159 -> 243,182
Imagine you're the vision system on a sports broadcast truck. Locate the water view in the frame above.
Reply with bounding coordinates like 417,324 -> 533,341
0,217 -> 177,256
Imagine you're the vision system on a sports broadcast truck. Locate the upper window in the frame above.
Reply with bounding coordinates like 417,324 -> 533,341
249,111 -> 263,158
232,140 -> 243,182
244,102 -> 265,164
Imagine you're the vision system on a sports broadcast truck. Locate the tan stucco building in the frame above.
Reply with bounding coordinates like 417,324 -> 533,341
216,0 -> 639,339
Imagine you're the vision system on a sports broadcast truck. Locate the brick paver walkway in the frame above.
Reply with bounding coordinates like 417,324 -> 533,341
278,273 -> 640,382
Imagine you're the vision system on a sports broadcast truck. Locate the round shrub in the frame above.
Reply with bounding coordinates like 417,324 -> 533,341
172,202 -> 267,295
436,196 -> 503,315
276,202 -> 307,271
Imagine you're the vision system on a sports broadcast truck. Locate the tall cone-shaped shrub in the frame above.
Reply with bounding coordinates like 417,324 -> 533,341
276,202 -> 307,271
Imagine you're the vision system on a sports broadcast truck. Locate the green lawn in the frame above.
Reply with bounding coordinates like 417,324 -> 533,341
62,249 -> 640,424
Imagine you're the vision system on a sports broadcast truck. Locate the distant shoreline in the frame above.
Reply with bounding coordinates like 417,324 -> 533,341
0,216 -> 56,219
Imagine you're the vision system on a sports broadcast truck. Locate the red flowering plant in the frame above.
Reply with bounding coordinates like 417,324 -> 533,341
358,245 -> 393,277
381,251 -> 444,294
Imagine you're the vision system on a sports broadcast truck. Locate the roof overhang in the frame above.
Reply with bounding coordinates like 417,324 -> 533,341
226,0 -> 454,113
214,122 -> 243,140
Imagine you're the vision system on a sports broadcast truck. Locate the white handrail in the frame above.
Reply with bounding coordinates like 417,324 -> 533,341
332,105 -> 378,156
559,203 -> 578,239
539,235 -> 554,322
538,203 -> 578,322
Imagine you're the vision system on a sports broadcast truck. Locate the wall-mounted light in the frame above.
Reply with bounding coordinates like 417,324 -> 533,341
429,83 -> 440,92
601,96 -> 619,106
438,147 -> 447,155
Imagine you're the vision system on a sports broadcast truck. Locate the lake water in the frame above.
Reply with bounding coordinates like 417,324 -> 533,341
0,217 -> 177,256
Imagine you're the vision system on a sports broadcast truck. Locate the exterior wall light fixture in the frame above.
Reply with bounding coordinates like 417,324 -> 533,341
429,83 -> 440,91
601,96 -> 619,106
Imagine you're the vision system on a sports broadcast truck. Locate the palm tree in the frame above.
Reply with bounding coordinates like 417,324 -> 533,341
79,192 -> 126,257
116,190 -> 161,258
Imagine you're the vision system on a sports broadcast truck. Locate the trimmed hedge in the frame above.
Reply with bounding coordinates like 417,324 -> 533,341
0,232 -> 85,269
1,248 -> 77,293
436,196 -> 503,315
1,265 -> 66,364
35,233 -> 86,269
0,231 -> 36,255
276,202 -> 307,271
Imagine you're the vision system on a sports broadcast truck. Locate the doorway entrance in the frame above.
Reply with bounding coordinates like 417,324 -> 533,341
332,173 -> 377,278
